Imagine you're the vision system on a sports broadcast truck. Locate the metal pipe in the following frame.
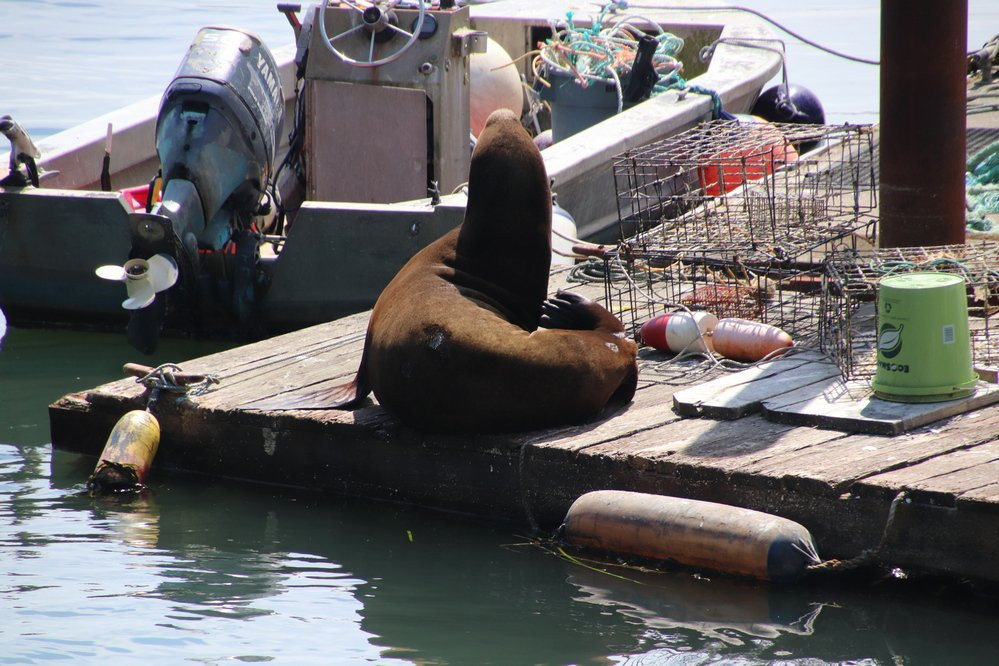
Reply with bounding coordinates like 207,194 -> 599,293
878,0 -> 967,248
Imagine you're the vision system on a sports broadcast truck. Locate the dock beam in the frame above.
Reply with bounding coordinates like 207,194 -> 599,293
878,0 -> 967,247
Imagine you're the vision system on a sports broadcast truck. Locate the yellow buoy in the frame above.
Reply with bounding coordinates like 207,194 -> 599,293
88,410 -> 161,494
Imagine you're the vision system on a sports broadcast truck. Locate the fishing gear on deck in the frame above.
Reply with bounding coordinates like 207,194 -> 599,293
534,4 -> 689,109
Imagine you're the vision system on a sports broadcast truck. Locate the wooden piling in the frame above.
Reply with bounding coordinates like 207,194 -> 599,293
879,0 -> 967,247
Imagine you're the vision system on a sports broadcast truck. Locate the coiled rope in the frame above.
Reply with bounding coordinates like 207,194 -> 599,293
967,140 -> 999,232
535,3 -> 722,116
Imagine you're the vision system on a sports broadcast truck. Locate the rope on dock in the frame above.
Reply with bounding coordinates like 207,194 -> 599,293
967,140 -> 999,232
805,490 -> 909,578
517,443 -> 541,534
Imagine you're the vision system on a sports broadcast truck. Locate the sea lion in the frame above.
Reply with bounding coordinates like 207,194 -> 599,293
277,108 -> 638,433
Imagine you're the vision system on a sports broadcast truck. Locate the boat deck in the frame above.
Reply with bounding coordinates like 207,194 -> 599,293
49,266 -> 999,584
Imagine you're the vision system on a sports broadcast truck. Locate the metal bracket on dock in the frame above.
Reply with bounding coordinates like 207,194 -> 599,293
123,362 -> 219,409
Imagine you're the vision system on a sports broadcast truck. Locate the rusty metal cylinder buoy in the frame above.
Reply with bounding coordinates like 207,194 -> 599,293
562,490 -> 820,583
88,410 -> 161,494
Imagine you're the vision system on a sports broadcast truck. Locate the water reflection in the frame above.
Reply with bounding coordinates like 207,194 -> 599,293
568,566 -> 821,645
0,444 -> 995,664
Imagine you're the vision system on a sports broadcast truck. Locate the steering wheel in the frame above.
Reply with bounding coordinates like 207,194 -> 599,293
318,0 -> 427,68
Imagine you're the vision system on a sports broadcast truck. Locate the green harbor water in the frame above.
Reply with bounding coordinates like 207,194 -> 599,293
4,1 -> 999,662
4,326 -> 999,663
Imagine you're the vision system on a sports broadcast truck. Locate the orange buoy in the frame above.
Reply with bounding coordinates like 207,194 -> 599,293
709,317 -> 793,362
562,490 -> 819,582
697,117 -> 799,196
87,410 -> 161,494
639,311 -> 717,354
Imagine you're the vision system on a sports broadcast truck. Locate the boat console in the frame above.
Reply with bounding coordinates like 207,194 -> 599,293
296,0 -> 484,204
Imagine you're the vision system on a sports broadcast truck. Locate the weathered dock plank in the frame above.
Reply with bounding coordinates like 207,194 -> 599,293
516,382 -> 684,452
762,375 -> 999,435
672,352 -> 839,419
860,436 -> 999,503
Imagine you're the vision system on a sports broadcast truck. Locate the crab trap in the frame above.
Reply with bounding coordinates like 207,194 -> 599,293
612,119 -> 878,261
600,120 -> 879,355
821,243 -> 999,380
597,244 -> 840,352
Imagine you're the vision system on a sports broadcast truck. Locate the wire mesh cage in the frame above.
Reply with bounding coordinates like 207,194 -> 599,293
613,119 -> 878,260
821,243 -> 999,380
600,244 -> 837,351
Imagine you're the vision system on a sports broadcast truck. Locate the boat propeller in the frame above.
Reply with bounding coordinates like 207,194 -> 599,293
95,254 -> 179,310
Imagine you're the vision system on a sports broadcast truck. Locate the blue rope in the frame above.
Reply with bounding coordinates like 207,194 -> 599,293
967,140 -> 999,232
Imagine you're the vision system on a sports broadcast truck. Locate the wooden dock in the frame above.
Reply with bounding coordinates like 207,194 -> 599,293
52,67 -> 999,582
49,265 -> 999,585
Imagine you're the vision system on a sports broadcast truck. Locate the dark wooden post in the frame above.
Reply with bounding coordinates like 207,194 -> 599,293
879,0 -> 967,248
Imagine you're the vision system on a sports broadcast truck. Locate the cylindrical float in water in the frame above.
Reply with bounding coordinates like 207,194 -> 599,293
562,490 -> 819,583
88,410 -> 161,494
639,311 -> 718,354
709,317 -> 793,362
871,272 -> 978,402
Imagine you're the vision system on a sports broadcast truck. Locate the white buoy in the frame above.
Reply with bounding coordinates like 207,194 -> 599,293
470,38 -> 524,137
551,200 -> 579,268
640,311 -> 718,354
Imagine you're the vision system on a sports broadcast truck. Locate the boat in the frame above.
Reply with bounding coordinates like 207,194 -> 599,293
0,0 -> 782,351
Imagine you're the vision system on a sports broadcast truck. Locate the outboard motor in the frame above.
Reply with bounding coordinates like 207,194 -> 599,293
125,26 -> 284,352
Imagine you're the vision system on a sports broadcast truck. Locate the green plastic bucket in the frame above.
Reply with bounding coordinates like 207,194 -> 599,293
871,272 -> 978,402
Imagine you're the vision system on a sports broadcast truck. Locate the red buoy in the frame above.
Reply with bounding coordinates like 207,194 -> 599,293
698,118 -> 799,196
639,311 -> 718,354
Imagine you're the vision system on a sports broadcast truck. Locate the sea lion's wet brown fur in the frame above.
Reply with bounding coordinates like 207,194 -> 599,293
299,109 -> 637,432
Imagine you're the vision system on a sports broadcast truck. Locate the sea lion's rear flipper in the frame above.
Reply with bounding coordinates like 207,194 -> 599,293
243,356 -> 372,411
541,290 -> 624,334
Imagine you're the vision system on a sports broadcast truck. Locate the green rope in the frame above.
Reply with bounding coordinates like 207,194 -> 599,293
967,140 -> 999,232
539,2 -> 728,119
664,77 -> 726,119
542,4 -> 685,93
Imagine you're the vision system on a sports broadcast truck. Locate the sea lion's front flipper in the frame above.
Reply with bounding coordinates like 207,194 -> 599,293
244,354 -> 372,411
541,290 -> 624,334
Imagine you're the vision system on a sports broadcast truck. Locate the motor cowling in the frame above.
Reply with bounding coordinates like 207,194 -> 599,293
154,26 -> 284,250
121,26 -> 285,353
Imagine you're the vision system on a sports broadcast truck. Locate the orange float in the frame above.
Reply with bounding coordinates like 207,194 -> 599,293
697,117 -> 799,196
709,317 -> 793,362
562,490 -> 820,582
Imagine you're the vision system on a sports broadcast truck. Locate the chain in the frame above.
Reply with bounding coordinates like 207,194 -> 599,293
131,363 -> 219,410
